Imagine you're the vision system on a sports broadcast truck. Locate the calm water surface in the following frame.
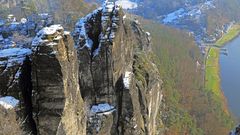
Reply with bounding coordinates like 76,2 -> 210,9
220,35 -> 240,119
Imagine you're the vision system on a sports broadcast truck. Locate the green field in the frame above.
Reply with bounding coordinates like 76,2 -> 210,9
205,48 -> 221,97
205,24 -> 240,110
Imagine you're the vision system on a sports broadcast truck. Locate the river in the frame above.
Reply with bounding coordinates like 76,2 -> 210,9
220,35 -> 240,120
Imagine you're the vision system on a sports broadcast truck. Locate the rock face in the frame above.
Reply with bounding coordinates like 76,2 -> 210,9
0,1 -> 163,135
31,25 -> 86,135
0,24 -> 86,134
0,32 -> 35,134
0,12 -> 85,134
74,2 -> 163,135
230,125 -> 240,135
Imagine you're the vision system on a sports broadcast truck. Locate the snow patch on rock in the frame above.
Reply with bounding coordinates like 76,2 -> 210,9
116,0 -> 138,9
103,1 -> 114,12
74,9 -> 101,49
0,96 -> 19,109
146,32 -> 151,36
0,48 -> 32,67
123,71 -> 132,89
163,8 -> 185,23
0,48 -> 32,58
32,24 -> 64,46
74,0 -> 121,57
39,24 -> 63,36
90,103 -> 115,114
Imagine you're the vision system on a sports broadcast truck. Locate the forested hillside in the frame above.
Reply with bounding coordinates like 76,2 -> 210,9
141,19 -> 235,135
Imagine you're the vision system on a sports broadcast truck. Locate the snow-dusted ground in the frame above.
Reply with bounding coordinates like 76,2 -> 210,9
162,0 -> 215,24
0,96 -> 19,109
116,0 -> 137,9
163,8 -> 185,23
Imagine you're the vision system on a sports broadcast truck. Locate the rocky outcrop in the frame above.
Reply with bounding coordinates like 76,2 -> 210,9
230,125 -> 240,135
0,40 -> 35,134
74,1 -> 163,135
31,25 -> 86,135
0,1 -> 163,135
0,14 -> 62,135
0,24 -> 87,135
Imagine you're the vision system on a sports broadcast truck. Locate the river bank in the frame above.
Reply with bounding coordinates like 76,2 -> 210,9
205,25 -> 240,96
205,24 -> 240,122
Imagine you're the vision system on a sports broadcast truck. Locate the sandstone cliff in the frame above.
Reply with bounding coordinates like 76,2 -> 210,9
73,2 -> 163,134
31,25 -> 86,135
0,1 -> 163,135
0,24 -> 86,134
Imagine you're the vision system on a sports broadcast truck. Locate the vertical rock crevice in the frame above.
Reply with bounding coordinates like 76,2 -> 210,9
19,56 -> 37,135
115,76 -> 124,135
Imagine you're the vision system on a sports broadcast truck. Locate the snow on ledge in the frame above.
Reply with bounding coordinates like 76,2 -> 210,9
0,48 -> 32,58
103,1 -> 115,13
40,24 -> 63,36
116,0 -> 138,9
146,32 -> 151,36
123,71 -> 132,89
0,96 -> 19,109
90,103 -> 115,115
32,24 -> 64,46
0,48 -> 32,67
